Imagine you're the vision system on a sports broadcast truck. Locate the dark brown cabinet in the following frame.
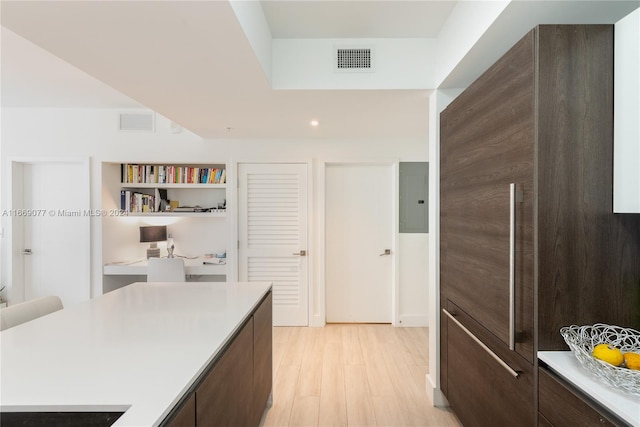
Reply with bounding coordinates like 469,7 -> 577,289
165,394 -> 196,427
445,303 -> 535,427
196,318 -> 254,426
162,291 -> 273,427
440,25 -> 640,426
538,368 -> 623,427
441,27 -> 535,365
252,292 -> 273,426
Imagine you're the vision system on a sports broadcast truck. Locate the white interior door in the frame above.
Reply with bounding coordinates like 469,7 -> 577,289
238,163 -> 308,326
325,163 -> 394,323
21,162 -> 90,306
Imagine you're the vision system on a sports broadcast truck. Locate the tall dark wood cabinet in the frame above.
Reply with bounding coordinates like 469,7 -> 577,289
440,25 -> 640,427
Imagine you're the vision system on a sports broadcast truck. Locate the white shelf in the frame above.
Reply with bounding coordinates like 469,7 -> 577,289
121,183 -> 226,189
104,258 -> 226,275
123,211 -> 227,218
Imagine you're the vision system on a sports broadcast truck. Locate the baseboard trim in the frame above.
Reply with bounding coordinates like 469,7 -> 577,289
426,374 -> 449,407
309,314 -> 325,327
397,314 -> 428,327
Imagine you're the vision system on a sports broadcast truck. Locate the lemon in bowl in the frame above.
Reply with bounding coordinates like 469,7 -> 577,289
592,343 -> 624,366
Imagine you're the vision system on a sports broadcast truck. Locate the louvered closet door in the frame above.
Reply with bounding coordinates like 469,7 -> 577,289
238,163 -> 309,326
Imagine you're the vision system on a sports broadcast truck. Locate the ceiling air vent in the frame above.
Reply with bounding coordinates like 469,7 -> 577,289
119,112 -> 155,132
335,46 -> 375,73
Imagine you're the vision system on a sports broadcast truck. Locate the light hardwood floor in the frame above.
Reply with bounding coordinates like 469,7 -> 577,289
262,324 -> 461,427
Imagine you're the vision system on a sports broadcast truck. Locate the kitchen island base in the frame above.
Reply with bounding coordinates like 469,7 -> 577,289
163,291 -> 273,427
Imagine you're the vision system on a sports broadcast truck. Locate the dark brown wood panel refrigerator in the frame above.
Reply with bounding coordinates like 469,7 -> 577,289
440,25 -> 640,427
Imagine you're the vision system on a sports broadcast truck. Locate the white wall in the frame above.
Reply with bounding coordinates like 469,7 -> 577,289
0,109 -> 205,303
1,107 -> 429,325
398,232 -> 429,326
229,0 -> 273,83
426,88 -> 464,407
434,1 -> 510,87
272,38 -> 435,89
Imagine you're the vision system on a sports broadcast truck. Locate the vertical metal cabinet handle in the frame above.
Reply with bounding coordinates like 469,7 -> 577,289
509,183 -> 516,351
443,309 -> 521,378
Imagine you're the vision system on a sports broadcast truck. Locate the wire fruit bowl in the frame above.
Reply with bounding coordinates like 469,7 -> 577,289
560,323 -> 640,396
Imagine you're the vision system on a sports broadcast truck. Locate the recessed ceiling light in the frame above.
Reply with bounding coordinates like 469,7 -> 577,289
310,120 -> 319,127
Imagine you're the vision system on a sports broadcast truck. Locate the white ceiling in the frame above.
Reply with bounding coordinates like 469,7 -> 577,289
1,1 -> 638,140
1,27 -> 142,110
2,0 -> 452,139
261,1 -> 456,38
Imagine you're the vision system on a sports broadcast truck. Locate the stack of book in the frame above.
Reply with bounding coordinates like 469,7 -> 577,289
120,190 -> 156,213
122,164 -> 226,184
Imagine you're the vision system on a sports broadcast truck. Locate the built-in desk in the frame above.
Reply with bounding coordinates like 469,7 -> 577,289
0,281 -> 272,427
103,257 -> 226,276
103,258 -> 227,293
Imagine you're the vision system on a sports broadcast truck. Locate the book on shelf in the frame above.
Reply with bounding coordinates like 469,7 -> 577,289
121,164 -> 226,185
120,189 -> 158,213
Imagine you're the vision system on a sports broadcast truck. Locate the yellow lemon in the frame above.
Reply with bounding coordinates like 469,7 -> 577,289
592,343 -> 624,367
623,352 -> 640,370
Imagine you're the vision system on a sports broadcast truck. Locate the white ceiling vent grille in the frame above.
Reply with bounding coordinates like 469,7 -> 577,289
119,112 -> 155,132
335,46 -> 375,73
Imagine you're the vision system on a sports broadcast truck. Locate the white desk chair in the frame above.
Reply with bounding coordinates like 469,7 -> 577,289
147,257 -> 187,282
0,295 -> 64,331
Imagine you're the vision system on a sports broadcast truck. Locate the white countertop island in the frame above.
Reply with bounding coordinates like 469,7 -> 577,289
0,281 -> 272,427
539,351 -> 640,426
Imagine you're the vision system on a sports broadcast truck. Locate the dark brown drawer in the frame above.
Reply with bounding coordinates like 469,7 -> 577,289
538,412 -> 553,427
444,310 -> 535,427
538,368 -> 623,427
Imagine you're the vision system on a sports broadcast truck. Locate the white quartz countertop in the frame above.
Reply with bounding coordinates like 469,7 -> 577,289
0,281 -> 272,427
538,351 -> 640,426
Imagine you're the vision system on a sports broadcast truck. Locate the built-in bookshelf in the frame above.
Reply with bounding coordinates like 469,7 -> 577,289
122,164 -> 226,185
101,161 -> 232,293
119,163 -> 227,216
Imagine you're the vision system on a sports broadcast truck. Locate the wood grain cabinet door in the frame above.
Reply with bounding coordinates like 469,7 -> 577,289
196,319 -> 254,427
440,30 -> 535,362
445,314 -> 535,427
538,368 -> 622,427
164,393 -> 195,427
252,292 -> 273,426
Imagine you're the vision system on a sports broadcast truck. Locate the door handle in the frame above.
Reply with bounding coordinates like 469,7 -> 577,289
21,249 -> 33,255
379,249 -> 391,256
509,183 -> 516,351
509,183 -> 523,351
293,250 -> 306,256
443,309 -> 521,378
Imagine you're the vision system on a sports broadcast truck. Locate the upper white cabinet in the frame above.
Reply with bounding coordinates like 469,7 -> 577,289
614,8 -> 640,213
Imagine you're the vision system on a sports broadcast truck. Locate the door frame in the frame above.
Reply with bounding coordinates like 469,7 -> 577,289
318,160 -> 399,327
6,157 -> 90,305
233,159 -> 314,325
